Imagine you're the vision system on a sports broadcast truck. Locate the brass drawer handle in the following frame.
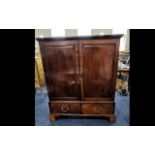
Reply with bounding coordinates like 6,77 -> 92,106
61,105 -> 70,113
93,104 -> 104,112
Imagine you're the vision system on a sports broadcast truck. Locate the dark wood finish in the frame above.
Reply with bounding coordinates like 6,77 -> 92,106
50,99 -> 113,104
109,115 -> 116,122
37,34 -> 123,41
82,103 -> 114,114
49,113 -> 116,122
49,114 -> 56,121
79,41 -> 84,99
51,103 -> 81,113
38,35 -> 122,123
80,39 -> 119,98
39,40 -> 80,100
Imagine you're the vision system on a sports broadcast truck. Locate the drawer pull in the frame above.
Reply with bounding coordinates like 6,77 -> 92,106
93,104 -> 103,112
82,103 -> 113,114
61,105 -> 70,113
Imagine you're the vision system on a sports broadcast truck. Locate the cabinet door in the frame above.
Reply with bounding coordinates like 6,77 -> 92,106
79,39 -> 120,99
40,40 -> 80,100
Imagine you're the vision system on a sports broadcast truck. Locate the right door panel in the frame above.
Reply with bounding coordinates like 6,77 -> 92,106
80,40 -> 117,99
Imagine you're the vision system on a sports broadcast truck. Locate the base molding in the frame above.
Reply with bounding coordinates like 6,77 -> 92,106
49,113 -> 116,122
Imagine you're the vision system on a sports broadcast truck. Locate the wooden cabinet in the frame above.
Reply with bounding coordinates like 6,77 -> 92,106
37,35 -> 122,122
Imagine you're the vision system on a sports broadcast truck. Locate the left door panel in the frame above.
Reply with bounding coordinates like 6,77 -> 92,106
39,40 -> 80,100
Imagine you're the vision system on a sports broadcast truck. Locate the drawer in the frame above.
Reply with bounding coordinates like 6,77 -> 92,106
82,103 -> 114,114
51,103 -> 81,113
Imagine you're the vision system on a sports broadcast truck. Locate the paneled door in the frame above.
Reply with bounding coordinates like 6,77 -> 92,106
40,40 -> 80,100
79,39 -> 119,100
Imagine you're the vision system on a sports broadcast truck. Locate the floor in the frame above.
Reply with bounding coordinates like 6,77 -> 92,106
35,86 -> 130,126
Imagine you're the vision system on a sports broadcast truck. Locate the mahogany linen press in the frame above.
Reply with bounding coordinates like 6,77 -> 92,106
37,35 -> 123,122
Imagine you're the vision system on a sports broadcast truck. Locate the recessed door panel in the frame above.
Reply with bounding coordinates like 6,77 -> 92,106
80,40 -> 116,98
40,41 -> 80,99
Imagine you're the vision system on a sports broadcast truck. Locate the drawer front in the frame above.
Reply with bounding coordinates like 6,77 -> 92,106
82,103 -> 114,114
51,103 -> 81,113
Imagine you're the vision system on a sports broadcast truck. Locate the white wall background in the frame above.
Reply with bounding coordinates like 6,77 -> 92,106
113,29 -> 127,51
65,29 -> 78,37
91,29 -> 113,35
35,29 -> 51,38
